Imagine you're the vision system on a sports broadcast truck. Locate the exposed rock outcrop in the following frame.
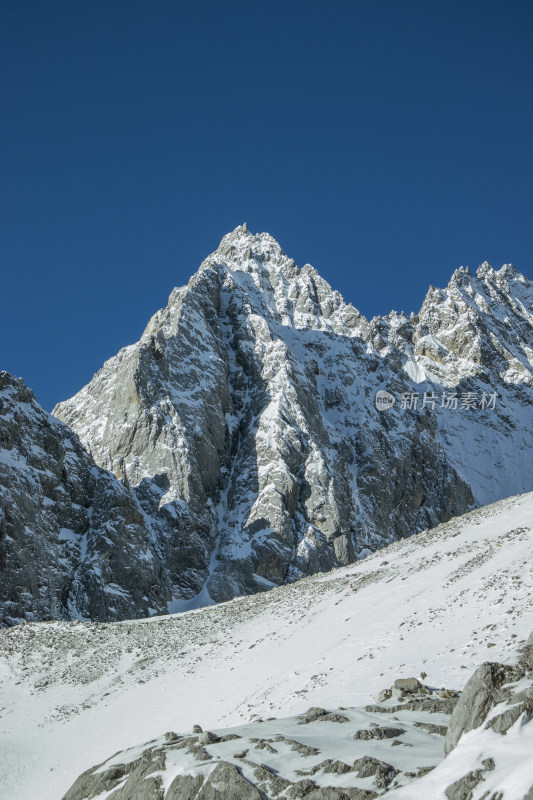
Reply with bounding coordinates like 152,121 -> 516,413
59,702 -> 447,800
63,629 -> 533,800
445,652 -> 532,754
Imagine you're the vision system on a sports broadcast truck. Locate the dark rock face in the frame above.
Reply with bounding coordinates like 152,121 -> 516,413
304,789 -> 377,800
0,372 -> 172,625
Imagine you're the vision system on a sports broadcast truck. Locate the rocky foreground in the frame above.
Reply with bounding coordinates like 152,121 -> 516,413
62,633 -> 533,799
1,492 -> 531,799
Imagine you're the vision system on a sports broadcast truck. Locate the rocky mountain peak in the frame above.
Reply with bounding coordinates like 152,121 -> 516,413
1,228 -> 531,621
46,232 -> 533,611
194,225 -> 361,337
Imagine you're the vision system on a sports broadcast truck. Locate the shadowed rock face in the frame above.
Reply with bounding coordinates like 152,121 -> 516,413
0,372 -> 173,625
53,226 -> 533,607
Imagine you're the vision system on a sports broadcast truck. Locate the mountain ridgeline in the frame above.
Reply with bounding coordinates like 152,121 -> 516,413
1,225 -> 533,624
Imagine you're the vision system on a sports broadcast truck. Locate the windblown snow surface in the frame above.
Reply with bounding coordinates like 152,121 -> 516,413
1,492 -> 532,799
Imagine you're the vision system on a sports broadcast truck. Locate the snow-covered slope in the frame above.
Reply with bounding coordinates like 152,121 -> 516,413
54,225 -> 533,606
1,491 -> 532,799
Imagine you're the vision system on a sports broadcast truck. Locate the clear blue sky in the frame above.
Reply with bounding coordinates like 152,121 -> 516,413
2,1 -> 532,410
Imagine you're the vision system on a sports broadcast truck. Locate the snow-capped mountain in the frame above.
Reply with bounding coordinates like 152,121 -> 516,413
1,491 -> 532,800
53,225 -> 533,607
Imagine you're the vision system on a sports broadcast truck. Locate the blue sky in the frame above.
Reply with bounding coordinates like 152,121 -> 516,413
2,1 -> 532,410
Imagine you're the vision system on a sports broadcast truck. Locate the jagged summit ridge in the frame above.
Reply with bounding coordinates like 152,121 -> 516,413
208,224 -> 362,335
50,227 -> 533,610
